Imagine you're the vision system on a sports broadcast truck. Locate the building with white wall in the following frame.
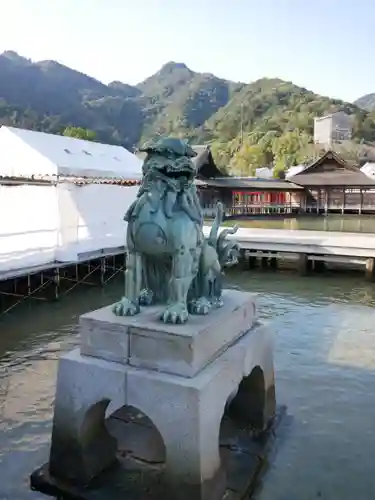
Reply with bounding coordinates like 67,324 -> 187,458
361,162 -> 375,180
314,111 -> 352,147
0,126 -> 142,274
255,167 -> 274,179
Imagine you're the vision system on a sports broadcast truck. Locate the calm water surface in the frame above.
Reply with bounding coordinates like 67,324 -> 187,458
223,214 -> 375,233
1,270 -> 375,500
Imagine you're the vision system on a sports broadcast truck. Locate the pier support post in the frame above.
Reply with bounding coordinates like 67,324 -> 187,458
365,258 -> 375,281
313,260 -> 326,273
297,254 -> 311,276
238,249 -> 248,270
52,268 -> 60,301
261,252 -> 269,269
269,251 -> 278,270
248,250 -> 258,269
100,257 -> 106,286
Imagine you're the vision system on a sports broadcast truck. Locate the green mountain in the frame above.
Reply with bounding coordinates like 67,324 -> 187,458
1,50 -> 375,175
0,50 -> 145,148
354,93 -> 375,112
0,52 -> 241,150
198,79 -> 375,174
136,61 -> 243,141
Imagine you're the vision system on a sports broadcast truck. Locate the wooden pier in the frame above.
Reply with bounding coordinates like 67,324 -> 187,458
0,247 -> 126,316
2,227 -> 375,316
203,227 -> 375,280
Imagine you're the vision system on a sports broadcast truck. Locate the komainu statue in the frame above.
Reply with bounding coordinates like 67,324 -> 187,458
112,137 -> 239,324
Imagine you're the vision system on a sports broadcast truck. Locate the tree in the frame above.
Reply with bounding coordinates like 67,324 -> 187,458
272,130 -> 310,176
210,141 -> 232,170
258,130 -> 279,165
229,141 -> 266,176
273,160 -> 287,179
63,126 -> 97,141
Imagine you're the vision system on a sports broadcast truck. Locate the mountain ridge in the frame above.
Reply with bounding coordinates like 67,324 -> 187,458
354,93 -> 375,112
1,51 -> 375,174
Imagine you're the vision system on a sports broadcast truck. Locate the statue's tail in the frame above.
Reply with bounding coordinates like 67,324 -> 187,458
217,224 -> 238,248
208,202 -> 223,247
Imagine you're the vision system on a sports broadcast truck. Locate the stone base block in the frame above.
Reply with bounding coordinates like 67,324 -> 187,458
46,319 -> 275,499
31,406 -> 287,500
79,289 -> 258,377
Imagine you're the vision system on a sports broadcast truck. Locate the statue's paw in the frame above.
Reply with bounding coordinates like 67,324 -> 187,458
161,303 -> 189,325
112,297 -> 140,317
189,297 -> 212,315
139,288 -> 154,306
212,297 -> 224,309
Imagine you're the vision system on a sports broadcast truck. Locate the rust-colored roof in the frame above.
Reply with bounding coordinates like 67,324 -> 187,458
287,171 -> 375,187
296,150 -> 355,173
196,177 -> 304,191
289,150 -> 375,187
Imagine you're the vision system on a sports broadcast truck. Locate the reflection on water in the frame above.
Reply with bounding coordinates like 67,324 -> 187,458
223,214 -> 375,233
1,271 -> 375,499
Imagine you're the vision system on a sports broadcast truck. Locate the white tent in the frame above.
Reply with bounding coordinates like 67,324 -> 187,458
0,127 -> 142,274
0,126 -> 143,180
360,162 -> 375,180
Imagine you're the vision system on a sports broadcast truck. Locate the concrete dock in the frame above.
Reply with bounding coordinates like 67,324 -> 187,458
1,227 -> 375,316
203,227 -> 375,279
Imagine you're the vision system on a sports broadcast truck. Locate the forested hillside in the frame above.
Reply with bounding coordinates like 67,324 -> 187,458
1,50 -> 375,176
201,79 -> 375,175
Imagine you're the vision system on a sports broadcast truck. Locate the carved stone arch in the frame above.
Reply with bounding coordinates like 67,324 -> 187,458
50,397 -> 117,485
225,365 -> 267,430
50,397 -> 167,487
80,398 -> 112,443
107,404 -> 166,464
127,388 -> 226,496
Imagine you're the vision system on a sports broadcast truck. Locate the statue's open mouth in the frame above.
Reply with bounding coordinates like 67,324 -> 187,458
159,166 -> 195,180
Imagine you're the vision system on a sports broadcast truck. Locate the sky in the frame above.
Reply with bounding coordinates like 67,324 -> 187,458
0,0 -> 374,102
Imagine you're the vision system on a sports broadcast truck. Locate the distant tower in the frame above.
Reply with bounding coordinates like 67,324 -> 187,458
314,111 -> 352,147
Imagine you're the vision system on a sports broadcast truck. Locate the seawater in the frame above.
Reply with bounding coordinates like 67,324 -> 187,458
222,214 -> 375,234
1,269 -> 375,500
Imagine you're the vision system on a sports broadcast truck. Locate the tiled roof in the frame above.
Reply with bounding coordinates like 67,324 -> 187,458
289,150 -> 375,187
196,177 -> 304,191
288,171 -> 375,187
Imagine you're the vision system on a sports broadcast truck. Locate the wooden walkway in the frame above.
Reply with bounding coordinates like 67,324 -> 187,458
1,227 -> 375,316
203,227 -> 375,278
0,247 -> 126,315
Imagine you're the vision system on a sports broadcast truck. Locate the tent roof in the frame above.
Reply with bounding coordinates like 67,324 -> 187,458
0,126 -> 143,180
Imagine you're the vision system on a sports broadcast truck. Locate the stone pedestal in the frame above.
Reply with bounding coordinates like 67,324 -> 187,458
47,290 -> 276,500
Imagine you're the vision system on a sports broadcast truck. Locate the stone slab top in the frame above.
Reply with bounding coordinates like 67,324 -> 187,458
79,289 -> 258,378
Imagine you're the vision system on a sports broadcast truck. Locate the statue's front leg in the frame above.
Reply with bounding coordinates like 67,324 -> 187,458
161,248 -> 198,325
138,256 -> 154,306
112,251 -> 142,317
